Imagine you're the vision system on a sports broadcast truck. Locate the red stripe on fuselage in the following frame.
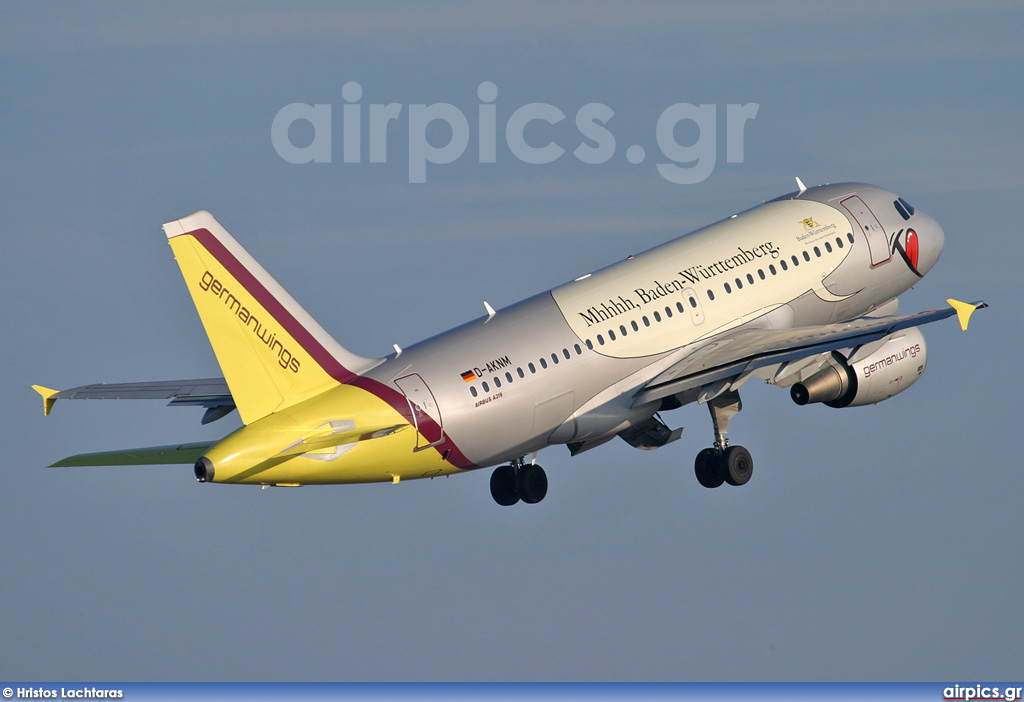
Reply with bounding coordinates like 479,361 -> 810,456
185,227 -> 479,471
187,227 -> 359,384
349,375 -> 478,470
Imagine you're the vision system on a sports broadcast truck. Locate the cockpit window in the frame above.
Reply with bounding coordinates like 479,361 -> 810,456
894,197 -> 915,220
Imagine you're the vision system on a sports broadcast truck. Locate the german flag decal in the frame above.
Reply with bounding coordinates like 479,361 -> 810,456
460,370 -> 477,383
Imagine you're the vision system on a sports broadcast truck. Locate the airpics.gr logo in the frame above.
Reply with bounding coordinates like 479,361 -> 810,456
198,270 -> 301,373
271,81 -> 759,184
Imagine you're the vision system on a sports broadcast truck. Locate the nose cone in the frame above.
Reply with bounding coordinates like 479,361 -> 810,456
915,211 -> 944,275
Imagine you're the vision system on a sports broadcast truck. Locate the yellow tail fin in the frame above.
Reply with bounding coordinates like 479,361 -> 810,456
163,211 -> 380,424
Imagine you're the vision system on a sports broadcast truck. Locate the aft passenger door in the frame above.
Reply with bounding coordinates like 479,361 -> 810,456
394,373 -> 444,450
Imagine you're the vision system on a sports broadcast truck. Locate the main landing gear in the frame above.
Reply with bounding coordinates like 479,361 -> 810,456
693,389 -> 753,488
490,457 -> 547,506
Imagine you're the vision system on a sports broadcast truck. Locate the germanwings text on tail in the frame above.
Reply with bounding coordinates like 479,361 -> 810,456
33,181 -> 985,505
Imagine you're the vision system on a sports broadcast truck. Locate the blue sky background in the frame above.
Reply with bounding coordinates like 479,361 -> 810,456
2,1 -> 1021,682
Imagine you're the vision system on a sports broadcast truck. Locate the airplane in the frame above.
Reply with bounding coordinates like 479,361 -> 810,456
33,180 -> 986,505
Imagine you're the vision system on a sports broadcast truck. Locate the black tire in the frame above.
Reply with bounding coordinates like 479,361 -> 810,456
490,465 -> 519,506
694,448 -> 724,488
723,445 -> 753,486
517,464 -> 548,504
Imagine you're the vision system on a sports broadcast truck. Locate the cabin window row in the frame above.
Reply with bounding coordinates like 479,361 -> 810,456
707,233 -> 854,300
468,232 -> 857,398
468,342 -> 586,397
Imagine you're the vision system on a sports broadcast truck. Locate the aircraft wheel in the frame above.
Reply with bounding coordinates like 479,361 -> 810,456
490,465 -> 519,506
694,448 -> 724,488
723,445 -> 753,486
517,463 -> 548,504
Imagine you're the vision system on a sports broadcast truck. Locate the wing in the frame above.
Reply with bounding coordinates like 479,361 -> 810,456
32,378 -> 235,424
49,441 -> 216,467
633,299 -> 986,407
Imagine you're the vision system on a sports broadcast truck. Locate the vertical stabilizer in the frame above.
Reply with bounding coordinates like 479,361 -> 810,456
163,211 -> 381,424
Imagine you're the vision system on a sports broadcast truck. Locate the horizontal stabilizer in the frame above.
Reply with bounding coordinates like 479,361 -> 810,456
30,378 -> 235,423
32,385 -> 59,416
50,441 -> 215,467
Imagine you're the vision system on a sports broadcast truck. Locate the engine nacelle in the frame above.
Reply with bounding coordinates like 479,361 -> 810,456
791,327 -> 928,408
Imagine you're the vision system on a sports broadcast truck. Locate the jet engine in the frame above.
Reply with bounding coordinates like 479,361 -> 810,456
791,327 -> 927,408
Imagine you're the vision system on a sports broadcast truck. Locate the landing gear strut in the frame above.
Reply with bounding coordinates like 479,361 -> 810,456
490,457 -> 547,506
693,390 -> 753,488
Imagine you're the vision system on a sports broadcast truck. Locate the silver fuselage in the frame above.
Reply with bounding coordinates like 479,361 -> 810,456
359,183 -> 944,468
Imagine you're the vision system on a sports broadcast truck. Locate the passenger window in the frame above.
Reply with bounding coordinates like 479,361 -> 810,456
813,246 -> 821,257
664,306 -> 672,318
724,282 -> 732,293
780,260 -> 788,271
707,290 -> 715,301
847,232 -> 855,244
689,296 -> 697,308
597,335 -> 605,345
758,269 -> 765,280
563,348 -> 570,359
574,343 -> 582,355
836,237 -> 844,249
540,357 -> 548,368
551,353 -> 559,364
746,273 -> 754,284
825,241 -> 833,253
494,377 -> 501,388
769,264 -> 777,275
585,339 -> 593,350
643,316 -> 650,327
505,372 -> 513,383
517,367 -> 524,378
653,311 -> 662,322
803,251 -> 810,262
608,330 -> 616,341
631,321 -> 638,332
735,278 -> 743,290
482,381 -> 490,392
792,255 -> 799,266
676,302 -> 684,313
529,362 -> 536,373
470,386 -> 478,397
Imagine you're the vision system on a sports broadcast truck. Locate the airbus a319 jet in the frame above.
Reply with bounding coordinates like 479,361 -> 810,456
34,180 -> 985,505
